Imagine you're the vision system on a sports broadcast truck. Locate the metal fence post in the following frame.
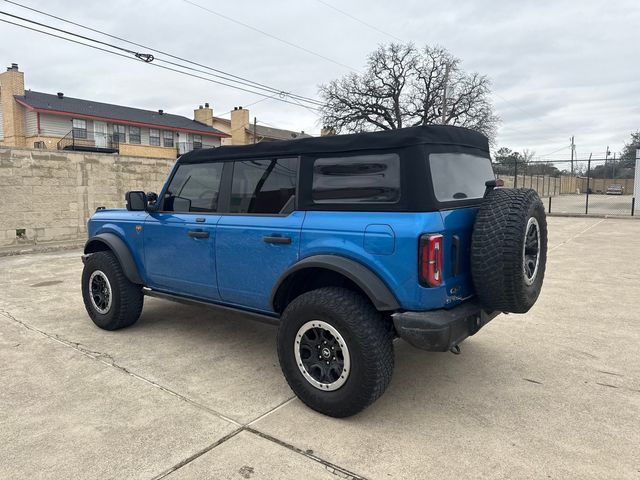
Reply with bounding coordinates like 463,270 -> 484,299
585,154 -> 592,215
633,147 -> 640,216
514,159 -> 518,188
548,196 -> 552,213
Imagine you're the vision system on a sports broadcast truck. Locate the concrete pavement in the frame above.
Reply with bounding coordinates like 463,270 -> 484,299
0,217 -> 638,479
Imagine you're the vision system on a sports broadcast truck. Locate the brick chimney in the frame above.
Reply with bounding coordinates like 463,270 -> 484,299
194,102 -> 214,127
0,63 -> 26,147
230,106 -> 250,145
321,126 -> 336,137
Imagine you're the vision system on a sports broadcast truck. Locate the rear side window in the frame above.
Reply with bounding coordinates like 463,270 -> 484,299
162,162 -> 224,212
312,153 -> 400,203
429,153 -> 495,202
230,158 -> 298,214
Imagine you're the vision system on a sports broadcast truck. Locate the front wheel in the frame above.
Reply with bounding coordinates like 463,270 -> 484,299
277,287 -> 394,418
81,251 -> 143,330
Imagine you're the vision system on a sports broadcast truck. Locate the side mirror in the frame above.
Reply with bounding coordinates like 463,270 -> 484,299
125,191 -> 147,211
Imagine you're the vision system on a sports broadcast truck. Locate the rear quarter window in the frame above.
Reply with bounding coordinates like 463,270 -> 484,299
429,153 -> 495,202
312,153 -> 400,204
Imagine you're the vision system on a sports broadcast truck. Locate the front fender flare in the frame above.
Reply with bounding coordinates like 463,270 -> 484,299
270,255 -> 400,312
83,233 -> 143,284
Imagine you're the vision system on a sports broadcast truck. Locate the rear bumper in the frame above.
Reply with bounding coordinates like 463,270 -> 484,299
392,301 -> 499,351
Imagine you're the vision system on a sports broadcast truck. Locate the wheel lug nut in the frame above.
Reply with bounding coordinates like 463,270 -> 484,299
326,361 -> 329,365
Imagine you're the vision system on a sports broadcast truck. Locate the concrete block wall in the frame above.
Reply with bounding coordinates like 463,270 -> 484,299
0,147 -> 174,251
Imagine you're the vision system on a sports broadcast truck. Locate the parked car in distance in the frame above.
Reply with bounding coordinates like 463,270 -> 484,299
606,184 -> 624,195
80,125 -> 548,417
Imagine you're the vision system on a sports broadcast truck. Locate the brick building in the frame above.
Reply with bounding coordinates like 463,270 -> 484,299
0,63 -> 229,158
204,105 -> 312,146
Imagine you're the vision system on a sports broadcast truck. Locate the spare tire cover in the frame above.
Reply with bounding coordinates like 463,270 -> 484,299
470,188 -> 547,313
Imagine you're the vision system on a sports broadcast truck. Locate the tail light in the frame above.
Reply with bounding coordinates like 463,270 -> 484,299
419,234 -> 443,287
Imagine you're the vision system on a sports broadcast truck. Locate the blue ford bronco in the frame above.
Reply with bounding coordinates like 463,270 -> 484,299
81,125 -> 547,417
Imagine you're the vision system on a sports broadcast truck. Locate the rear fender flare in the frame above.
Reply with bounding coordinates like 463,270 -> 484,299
270,255 -> 400,312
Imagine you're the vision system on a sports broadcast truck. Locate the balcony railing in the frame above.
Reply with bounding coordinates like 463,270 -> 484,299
57,129 -> 119,153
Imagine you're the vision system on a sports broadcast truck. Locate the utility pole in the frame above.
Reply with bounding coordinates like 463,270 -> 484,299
570,136 -> 575,175
612,153 -> 616,180
253,116 -> 257,144
441,62 -> 451,125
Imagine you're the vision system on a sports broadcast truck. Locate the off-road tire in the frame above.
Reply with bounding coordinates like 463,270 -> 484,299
471,188 -> 547,313
82,251 -> 143,330
277,287 -> 394,418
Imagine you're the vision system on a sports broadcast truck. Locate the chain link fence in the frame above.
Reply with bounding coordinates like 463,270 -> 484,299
494,158 -> 637,216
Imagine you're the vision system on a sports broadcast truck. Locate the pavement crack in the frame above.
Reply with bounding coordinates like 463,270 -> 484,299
549,218 -> 605,252
595,382 -> 619,389
523,378 -> 543,385
0,309 -> 242,427
597,370 -> 624,377
150,427 -> 245,480
245,427 -> 368,480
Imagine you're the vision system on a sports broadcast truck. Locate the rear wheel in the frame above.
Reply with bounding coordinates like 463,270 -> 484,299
82,251 -> 143,330
277,287 -> 394,418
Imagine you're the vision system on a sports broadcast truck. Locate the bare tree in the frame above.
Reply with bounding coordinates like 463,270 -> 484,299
319,44 -> 499,142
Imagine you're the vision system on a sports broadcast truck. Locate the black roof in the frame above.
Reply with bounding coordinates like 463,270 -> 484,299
15,90 -> 227,136
179,125 -> 489,163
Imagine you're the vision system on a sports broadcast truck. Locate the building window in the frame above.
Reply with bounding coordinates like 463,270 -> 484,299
193,134 -> 202,150
113,124 -> 126,143
230,158 -> 298,214
150,129 -> 160,146
72,119 -> 87,139
129,126 -> 141,144
163,130 -> 174,147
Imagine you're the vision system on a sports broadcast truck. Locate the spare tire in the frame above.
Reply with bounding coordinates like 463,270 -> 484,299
470,188 -> 547,313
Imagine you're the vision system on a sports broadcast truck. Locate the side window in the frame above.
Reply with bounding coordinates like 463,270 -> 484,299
230,158 -> 297,214
162,162 -> 224,212
312,153 -> 400,203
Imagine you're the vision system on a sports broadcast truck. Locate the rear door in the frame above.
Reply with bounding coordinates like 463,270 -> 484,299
428,152 -> 495,296
216,157 -> 302,311
144,161 -> 224,300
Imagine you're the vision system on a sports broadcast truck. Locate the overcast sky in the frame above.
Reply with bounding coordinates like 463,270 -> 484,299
1,0 -> 638,163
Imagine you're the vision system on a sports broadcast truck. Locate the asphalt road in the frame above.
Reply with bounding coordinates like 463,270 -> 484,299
1,217 -> 639,479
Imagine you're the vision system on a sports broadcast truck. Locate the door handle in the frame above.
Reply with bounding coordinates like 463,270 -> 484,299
263,235 -> 291,245
188,230 -> 209,239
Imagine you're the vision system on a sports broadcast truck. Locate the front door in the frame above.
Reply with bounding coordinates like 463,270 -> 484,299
144,161 -> 225,300
216,157 -> 302,311
94,121 -> 108,148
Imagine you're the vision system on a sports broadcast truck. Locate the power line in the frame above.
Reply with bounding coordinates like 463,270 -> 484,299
313,0 -> 403,42
181,0 -> 358,73
537,145 -> 571,157
0,16 -> 322,112
1,1 -> 324,107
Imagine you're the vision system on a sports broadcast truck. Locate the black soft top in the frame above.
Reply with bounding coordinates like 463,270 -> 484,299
178,125 -> 489,163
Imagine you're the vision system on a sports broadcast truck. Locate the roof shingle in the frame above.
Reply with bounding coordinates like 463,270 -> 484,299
15,90 -> 227,136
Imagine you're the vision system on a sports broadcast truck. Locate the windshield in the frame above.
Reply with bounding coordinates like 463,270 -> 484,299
429,153 -> 495,202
